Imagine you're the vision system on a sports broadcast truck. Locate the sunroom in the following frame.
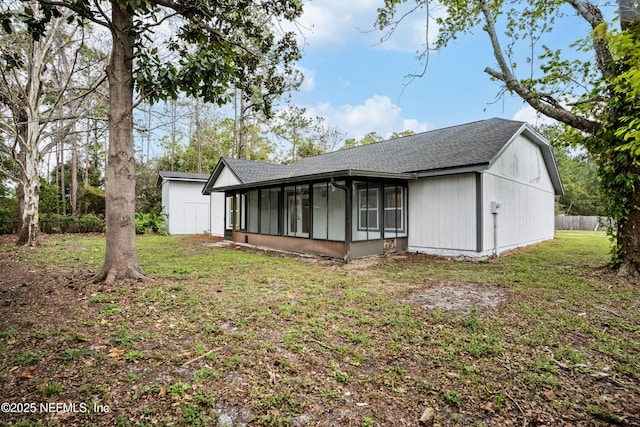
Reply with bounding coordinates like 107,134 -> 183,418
216,172 -> 413,260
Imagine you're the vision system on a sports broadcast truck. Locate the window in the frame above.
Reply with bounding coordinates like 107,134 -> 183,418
384,186 -> 404,233
358,185 -> 379,231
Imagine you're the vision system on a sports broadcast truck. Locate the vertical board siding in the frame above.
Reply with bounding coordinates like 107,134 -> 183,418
408,173 -> 477,253
212,166 -> 240,188
483,135 -> 555,253
209,192 -> 226,236
165,181 -> 211,235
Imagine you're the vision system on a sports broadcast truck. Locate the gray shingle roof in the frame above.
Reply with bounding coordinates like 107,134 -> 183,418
203,118 -> 563,194
290,117 -> 525,176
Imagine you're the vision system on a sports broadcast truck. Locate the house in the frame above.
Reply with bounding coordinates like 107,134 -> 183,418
156,171 -> 218,235
200,118 -> 563,260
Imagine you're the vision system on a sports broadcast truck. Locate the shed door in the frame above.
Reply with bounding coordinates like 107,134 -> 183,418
185,202 -> 210,234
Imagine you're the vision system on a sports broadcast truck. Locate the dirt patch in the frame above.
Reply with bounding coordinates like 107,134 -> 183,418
403,281 -> 510,314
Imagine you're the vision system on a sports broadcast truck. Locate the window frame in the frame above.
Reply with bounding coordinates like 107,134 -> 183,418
357,184 -> 380,232
383,185 -> 405,234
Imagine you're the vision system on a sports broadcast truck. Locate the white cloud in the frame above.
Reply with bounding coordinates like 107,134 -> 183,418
309,95 -> 432,140
297,65 -> 315,92
512,105 -> 558,127
294,0 -> 440,53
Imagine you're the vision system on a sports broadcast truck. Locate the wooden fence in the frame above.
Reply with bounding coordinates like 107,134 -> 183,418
555,215 -> 609,231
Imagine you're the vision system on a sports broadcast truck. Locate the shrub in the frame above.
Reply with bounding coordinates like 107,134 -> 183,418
135,212 -> 168,235
40,213 -> 105,234
0,197 -> 19,234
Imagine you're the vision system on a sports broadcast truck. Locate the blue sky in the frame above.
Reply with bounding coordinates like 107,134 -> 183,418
284,0 -> 598,140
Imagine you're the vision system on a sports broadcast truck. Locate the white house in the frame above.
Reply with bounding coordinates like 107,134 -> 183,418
156,171 -> 220,235
189,118 -> 561,259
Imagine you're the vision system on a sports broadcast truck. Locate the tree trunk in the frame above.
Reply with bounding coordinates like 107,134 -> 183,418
16,114 -> 40,246
60,136 -> 65,215
16,42 -> 41,247
616,185 -> 640,277
17,148 -> 40,246
70,126 -> 78,214
94,3 -> 144,284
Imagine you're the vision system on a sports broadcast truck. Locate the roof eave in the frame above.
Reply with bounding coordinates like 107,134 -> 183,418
414,163 -> 490,178
156,171 -> 209,187
207,169 -> 418,192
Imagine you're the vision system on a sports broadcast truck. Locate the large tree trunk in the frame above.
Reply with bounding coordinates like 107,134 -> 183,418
17,149 -> 40,246
94,3 -> 144,284
16,48 -> 42,246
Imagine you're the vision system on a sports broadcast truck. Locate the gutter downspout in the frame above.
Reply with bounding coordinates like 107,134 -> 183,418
331,178 -> 351,262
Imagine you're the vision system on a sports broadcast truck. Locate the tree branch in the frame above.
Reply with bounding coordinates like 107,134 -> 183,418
564,0 -> 615,80
478,0 -> 600,134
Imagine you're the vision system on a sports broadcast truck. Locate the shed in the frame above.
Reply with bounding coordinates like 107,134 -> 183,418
156,171 -> 212,235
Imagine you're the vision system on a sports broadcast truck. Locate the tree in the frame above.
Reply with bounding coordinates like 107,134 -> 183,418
0,2 -> 105,246
342,130 -> 413,150
272,106 -> 346,162
342,132 -> 384,150
539,124 -> 603,215
9,0 -> 302,283
377,0 -> 640,275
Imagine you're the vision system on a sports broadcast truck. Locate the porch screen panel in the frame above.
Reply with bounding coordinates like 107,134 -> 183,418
226,195 -> 235,230
285,185 -> 310,237
383,185 -> 407,237
312,183 -> 328,240
240,193 -> 246,230
328,181 -> 345,241
260,187 -> 280,235
353,182 -> 381,241
247,190 -> 258,233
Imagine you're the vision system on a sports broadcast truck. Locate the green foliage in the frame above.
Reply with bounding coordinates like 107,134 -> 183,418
342,132 -> 384,150
39,180 -> 63,216
79,184 -> 105,215
136,162 -> 162,214
41,381 -> 63,396
584,26 -> 640,267
272,106 -> 346,162
442,389 -> 462,406
135,212 -> 168,235
539,124 -> 603,215
40,213 -> 105,233
167,380 -> 191,398
0,196 -> 19,234
59,347 -> 91,363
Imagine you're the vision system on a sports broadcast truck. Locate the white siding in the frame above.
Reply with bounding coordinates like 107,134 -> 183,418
408,173 -> 477,255
209,192 -> 225,236
208,164 -> 241,236
213,166 -> 240,188
162,181 -> 210,234
482,134 -> 555,255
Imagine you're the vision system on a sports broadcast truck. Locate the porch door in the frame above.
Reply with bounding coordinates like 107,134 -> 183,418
287,192 -> 309,237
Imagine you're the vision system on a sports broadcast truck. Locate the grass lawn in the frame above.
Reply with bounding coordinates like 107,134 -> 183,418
0,231 -> 638,426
